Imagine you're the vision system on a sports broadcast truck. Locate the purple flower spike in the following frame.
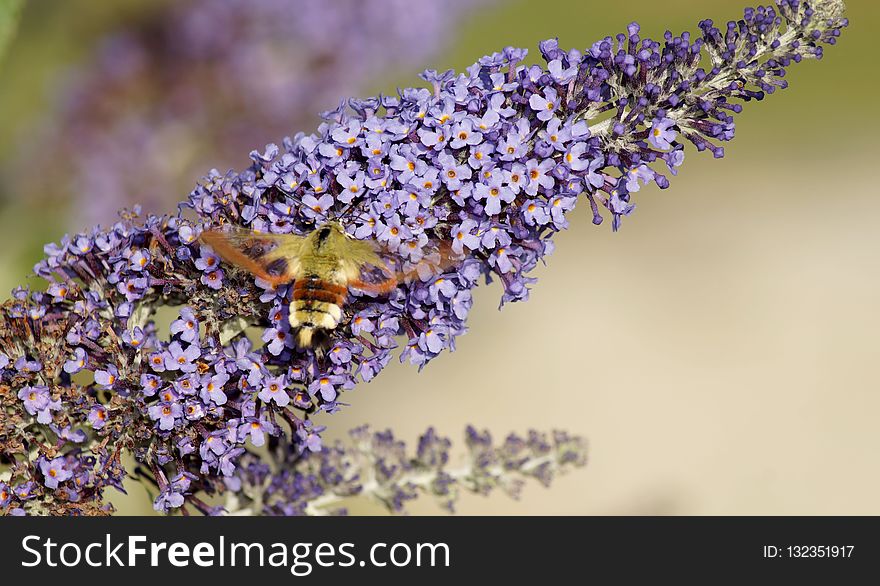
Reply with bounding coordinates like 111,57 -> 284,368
0,0 -> 847,515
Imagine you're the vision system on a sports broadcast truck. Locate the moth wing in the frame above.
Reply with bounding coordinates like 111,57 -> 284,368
337,237 -> 385,281
199,226 -> 304,285
400,240 -> 463,282
349,239 -> 462,295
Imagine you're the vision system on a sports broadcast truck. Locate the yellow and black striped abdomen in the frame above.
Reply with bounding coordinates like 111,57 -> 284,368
289,276 -> 347,347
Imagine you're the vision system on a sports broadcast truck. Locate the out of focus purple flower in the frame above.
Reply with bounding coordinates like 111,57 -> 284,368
230,426 -> 587,515
10,0 -> 491,227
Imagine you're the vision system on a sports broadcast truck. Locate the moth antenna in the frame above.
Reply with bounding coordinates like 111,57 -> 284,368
335,199 -> 371,224
269,189 -> 335,228
336,201 -> 358,220
331,203 -> 378,234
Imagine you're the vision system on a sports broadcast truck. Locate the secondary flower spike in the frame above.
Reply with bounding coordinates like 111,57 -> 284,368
0,0 -> 847,515
6,0 -> 490,227
217,426 -> 585,516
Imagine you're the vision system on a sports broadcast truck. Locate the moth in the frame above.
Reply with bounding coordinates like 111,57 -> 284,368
200,222 -> 452,348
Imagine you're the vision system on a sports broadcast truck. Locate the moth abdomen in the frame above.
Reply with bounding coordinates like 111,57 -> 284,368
289,277 -> 348,347
292,287 -> 341,305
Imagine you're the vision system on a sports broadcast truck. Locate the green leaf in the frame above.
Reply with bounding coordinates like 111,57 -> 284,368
0,0 -> 24,65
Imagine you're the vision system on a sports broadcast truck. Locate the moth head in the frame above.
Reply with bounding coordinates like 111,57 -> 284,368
316,225 -> 332,243
311,221 -> 350,249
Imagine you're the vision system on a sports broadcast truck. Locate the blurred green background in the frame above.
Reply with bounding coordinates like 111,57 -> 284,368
0,0 -> 877,515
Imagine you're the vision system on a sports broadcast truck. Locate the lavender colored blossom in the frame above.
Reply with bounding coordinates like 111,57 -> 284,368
16,385 -> 59,424
259,375 -> 291,407
94,365 -> 119,389
63,347 -> 88,374
154,473 -> 194,513
88,405 -> 108,429
148,403 -> 183,431
0,0 -> 846,515
648,117 -> 678,150
170,307 -> 200,344
39,457 -> 73,490
17,385 -> 49,416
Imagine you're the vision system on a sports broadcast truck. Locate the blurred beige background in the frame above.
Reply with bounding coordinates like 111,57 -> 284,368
1,0 -> 878,515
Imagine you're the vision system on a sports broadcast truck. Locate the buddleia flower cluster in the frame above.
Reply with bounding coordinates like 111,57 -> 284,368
0,0 -> 846,515
226,426 -> 586,516
6,0 -> 488,226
